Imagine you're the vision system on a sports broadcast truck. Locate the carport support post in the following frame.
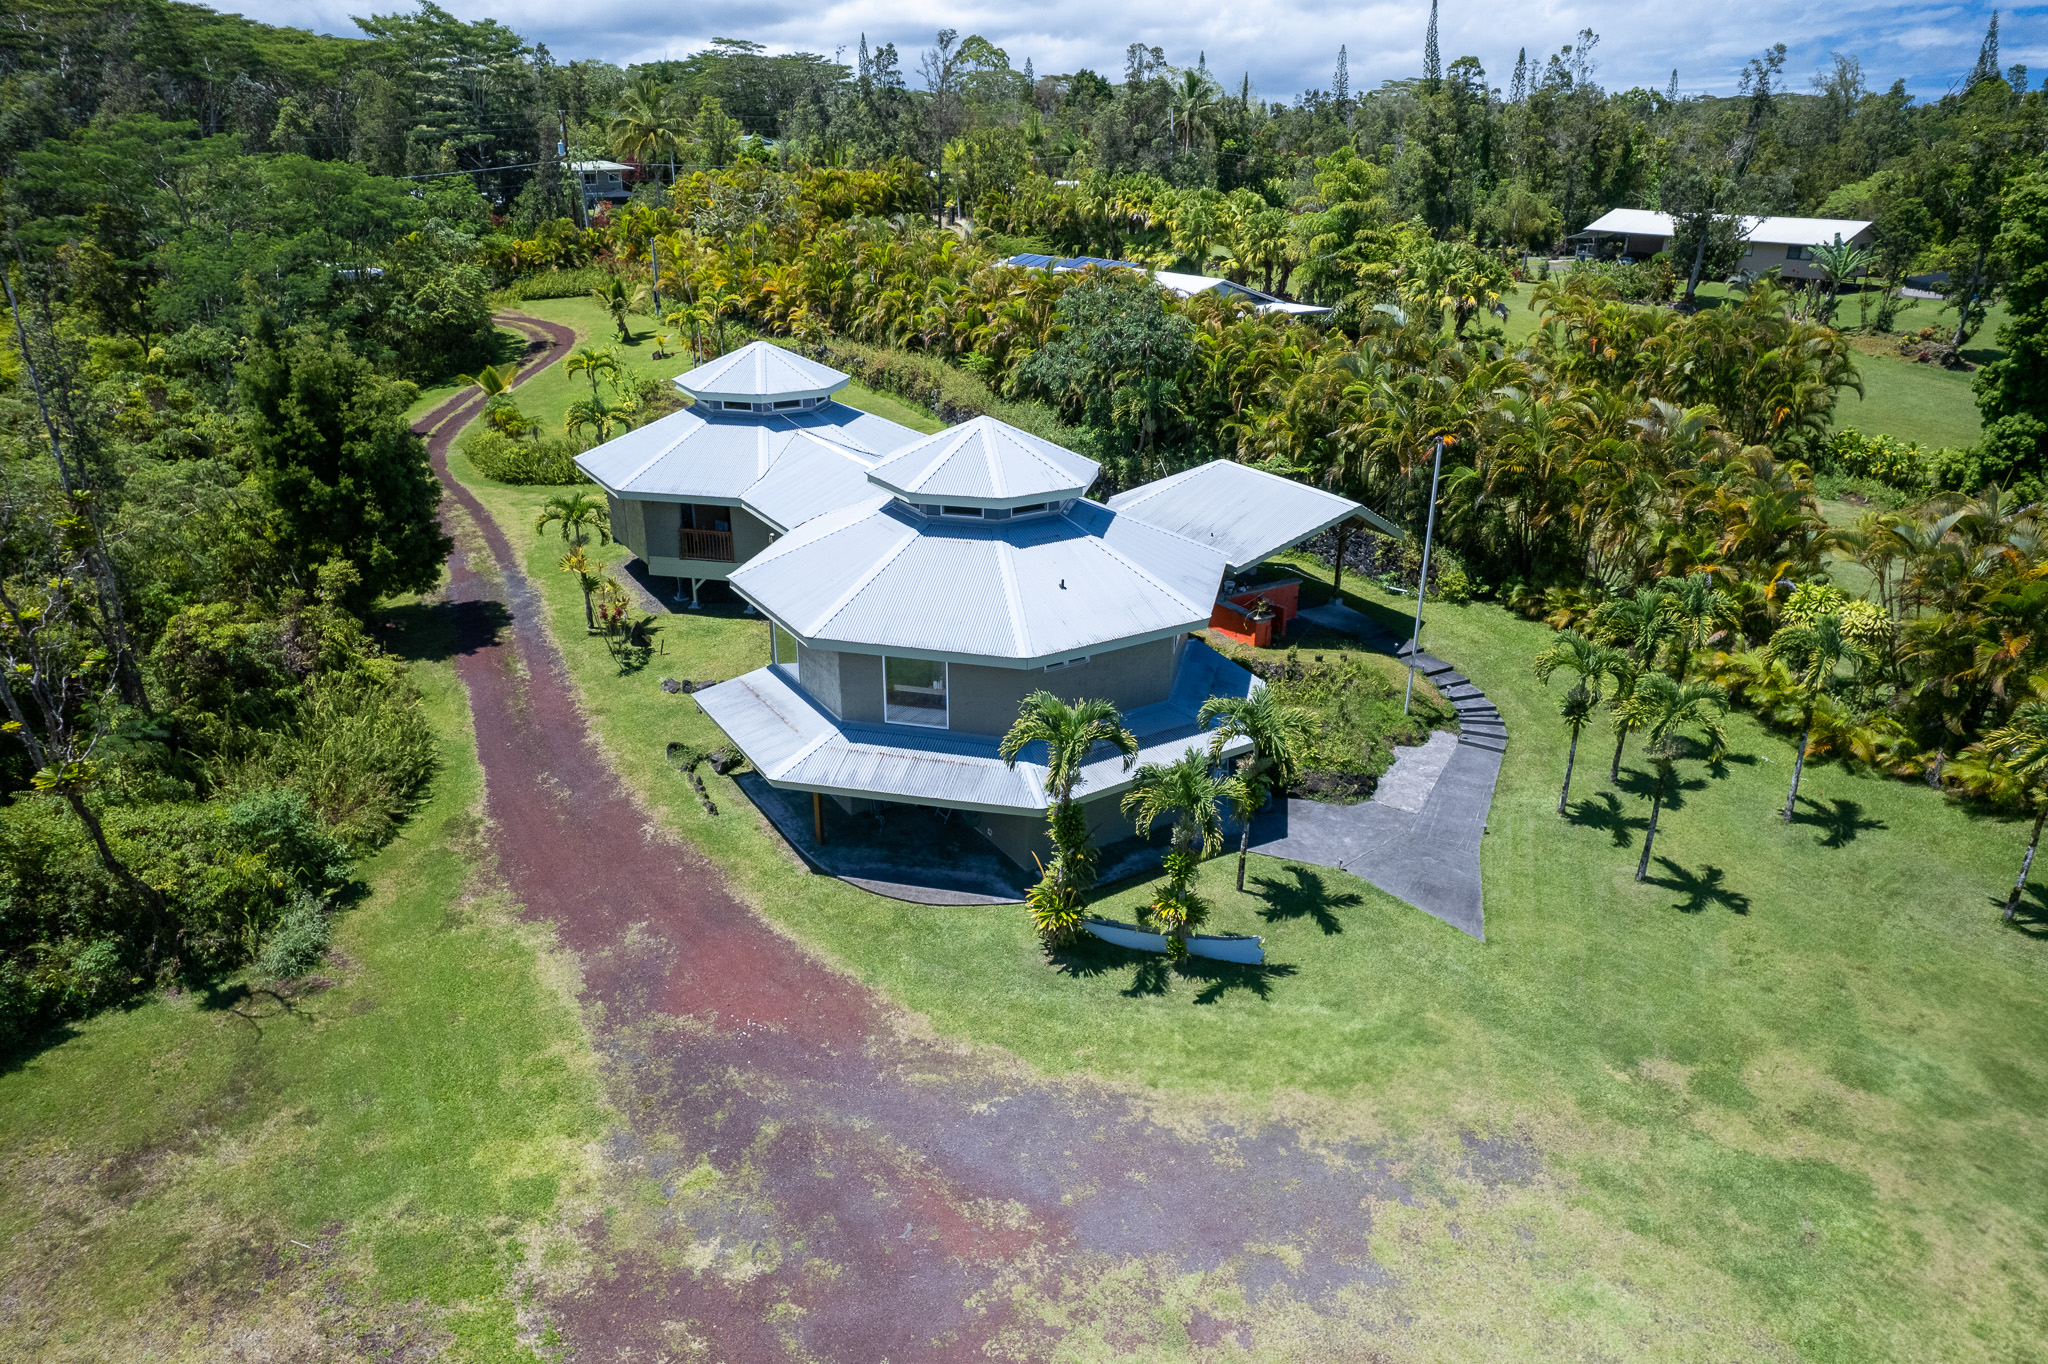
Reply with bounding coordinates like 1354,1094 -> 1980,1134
812,792 -> 826,845
1403,437 -> 1445,716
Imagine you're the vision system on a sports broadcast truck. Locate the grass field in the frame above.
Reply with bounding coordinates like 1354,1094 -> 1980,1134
0,579 -> 607,1361
431,296 -> 2048,1362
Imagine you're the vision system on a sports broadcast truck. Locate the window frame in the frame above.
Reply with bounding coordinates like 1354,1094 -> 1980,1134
881,655 -> 950,729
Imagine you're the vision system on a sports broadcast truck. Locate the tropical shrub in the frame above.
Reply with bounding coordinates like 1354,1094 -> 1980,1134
463,428 -> 591,485
491,265 -> 619,303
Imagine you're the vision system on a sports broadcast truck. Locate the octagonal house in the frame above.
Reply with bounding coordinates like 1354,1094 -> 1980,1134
686,407 -> 1374,872
575,341 -> 927,606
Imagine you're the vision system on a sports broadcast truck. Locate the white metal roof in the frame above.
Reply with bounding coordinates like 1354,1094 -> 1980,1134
1107,461 -> 1372,570
1577,208 -> 1874,247
694,639 -> 1256,814
865,415 -> 1100,506
573,401 -> 924,531
672,341 -> 852,403
729,496 -> 1232,666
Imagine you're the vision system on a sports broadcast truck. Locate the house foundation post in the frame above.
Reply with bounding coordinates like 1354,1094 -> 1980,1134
812,792 -> 826,845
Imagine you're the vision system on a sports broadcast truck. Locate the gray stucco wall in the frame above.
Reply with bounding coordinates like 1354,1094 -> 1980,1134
642,500 -> 683,558
798,644 -> 882,723
734,506 -> 775,560
946,637 -> 1176,737
981,791 -> 1151,871
608,496 -> 647,560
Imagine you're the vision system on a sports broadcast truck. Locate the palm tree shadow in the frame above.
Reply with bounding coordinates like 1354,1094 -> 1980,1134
1614,765 -> 1706,810
1182,957 -> 1300,1003
1251,866 -> 1362,935
1996,885 -> 2048,939
1644,857 -> 1751,914
1567,791 -> 1643,848
1791,795 -> 1885,848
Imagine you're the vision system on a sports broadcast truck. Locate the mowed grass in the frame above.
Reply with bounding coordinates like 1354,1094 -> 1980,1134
451,300 -> 2048,1361
0,596 -> 606,1362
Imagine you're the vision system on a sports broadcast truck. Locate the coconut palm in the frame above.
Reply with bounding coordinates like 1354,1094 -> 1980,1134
563,345 -> 621,399
1950,701 -> 2048,920
1169,70 -> 1220,150
1534,630 -> 1625,815
535,490 -> 611,548
1615,673 -> 1730,881
1763,612 -> 1873,822
1121,750 -> 1232,955
608,77 -> 689,185
1809,234 -> 1873,325
1199,689 -> 1316,890
999,692 -> 1139,944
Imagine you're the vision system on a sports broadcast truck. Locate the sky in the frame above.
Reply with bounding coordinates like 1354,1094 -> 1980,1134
246,0 -> 2045,102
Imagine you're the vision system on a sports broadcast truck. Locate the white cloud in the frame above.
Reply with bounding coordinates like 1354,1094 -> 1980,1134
241,0 -> 2041,99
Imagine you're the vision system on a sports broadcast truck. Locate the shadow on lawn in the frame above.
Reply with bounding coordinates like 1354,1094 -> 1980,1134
1792,795 -> 1886,848
1050,936 -> 1298,1002
1567,791 -> 1645,848
1643,857 -> 1752,914
1252,866 -> 1362,935
1998,885 -> 2048,939
380,598 -> 511,663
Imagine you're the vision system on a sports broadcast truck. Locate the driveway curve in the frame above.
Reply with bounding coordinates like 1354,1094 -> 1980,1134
411,317 -> 1439,1357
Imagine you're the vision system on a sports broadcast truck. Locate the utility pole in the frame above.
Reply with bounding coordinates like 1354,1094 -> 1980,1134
560,110 -> 587,230
650,239 -> 663,316
1403,436 -> 1447,715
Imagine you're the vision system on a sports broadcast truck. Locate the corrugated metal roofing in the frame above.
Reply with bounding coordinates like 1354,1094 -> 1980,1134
573,401 -> 924,531
695,639 -> 1256,814
1106,461 -> 1373,568
730,498 -> 1229,665
672,341 -> 851,401
1577,208 -> 1874,247
865,415 -> 1100,505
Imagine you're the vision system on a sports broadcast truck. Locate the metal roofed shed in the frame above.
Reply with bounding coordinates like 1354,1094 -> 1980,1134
673,340 -> 852,404
1107,461 -> 1380,571
1004,256 -> 1330,317
693,638 -> 1256,817
865,415 -> 1101,507
1575,209 -> 1875,248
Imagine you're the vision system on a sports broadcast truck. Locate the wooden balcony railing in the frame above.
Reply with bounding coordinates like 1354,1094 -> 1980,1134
679,527 -> 735,562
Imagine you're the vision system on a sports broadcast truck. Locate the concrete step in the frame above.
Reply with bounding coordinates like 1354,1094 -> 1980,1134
1461,718 -> 1507,735
1452,694 -> 1498,710
1459,734 -> 1508,753
1454,701 -> 1500,718
1431,670 -> 1470,688
1443,683 -> 1486,701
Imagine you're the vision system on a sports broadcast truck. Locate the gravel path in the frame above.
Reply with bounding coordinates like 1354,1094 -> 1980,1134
408,319 -> 1432,1357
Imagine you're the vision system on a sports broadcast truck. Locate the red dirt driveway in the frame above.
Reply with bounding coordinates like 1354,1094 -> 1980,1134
412,318 -> 1437,1358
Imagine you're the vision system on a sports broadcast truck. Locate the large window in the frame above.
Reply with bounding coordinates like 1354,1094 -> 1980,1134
770,623 -> 799,675
883,657 -> 948,727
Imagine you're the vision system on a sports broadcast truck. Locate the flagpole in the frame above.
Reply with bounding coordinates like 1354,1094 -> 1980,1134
1403,435 -> 1446,715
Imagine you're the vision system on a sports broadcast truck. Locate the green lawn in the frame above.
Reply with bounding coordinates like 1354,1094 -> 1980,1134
0,588 -> 606,1362
448,298 -> 2048,1361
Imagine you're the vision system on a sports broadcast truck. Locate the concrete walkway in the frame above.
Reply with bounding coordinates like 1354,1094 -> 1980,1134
1250,603 -> 1508,941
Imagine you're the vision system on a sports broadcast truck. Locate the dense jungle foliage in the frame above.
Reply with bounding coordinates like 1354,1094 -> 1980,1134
1,0 -> 2045,1043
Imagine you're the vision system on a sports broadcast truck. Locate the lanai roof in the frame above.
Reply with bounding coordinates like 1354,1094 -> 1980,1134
1107,461 -> 1383,570
673,341 -> 851,402
866,415 -> 1100,507
695,638 -> 1257,814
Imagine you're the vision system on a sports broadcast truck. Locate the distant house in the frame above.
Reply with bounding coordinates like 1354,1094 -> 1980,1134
1003,254 -> 1331,316
571,159 -> 634,207
1573,209 -> 1875,280
575,341 -> 1378,871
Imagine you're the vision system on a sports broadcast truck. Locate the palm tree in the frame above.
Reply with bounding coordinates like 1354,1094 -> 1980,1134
1198,689 -> 1316,890
1763,612 -> 1872,822
563,345 -> 621,400
1809,234 -> 1873,325
456,362 -> 516,400
565,395 -> 633,443
557,545 -> 618,630
1534,631 -> 1625,815
1615,673 -> 1730,881
998,692 -> 1138,944
1658,572 -> 1735,680
535,490 -> 611,548
608,77 -> 689,185
1590,586 -> 1675,780
1169,71 -> 1219,150
1121,750 -> 1232,956
1950,701 -> 2048,920
591,279 -> 636,342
